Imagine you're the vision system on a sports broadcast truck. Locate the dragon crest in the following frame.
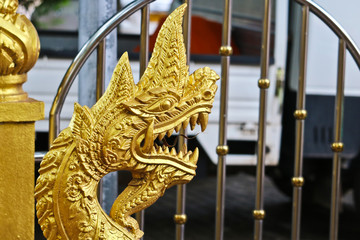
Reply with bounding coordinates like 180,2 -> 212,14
35,4 -> 219,239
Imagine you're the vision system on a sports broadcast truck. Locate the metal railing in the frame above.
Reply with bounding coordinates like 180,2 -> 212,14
291,1 -> 360,240
35,0 -> 360,240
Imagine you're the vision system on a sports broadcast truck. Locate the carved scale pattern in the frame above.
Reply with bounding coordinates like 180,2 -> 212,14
35,4 -> 219,240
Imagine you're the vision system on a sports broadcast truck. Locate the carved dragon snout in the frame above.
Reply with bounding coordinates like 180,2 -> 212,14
35,4 -> 219,240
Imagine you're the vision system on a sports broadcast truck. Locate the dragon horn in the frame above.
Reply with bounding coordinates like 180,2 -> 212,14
91,52 -> 136,117
136,3 -> 188,97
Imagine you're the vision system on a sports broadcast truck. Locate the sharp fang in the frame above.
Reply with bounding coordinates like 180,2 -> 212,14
190,114 -> 198,130
158,132 -> 166,141
142,119 -> 154,153
175,124 -> 182,133
153,133 -> 159,141
190,147 -> 199,164
199,112 -> 209,132
158,147 -> 163,154
167,129 -> 173,137
164,147 -> 170,154
182,143 -> 187,153
182,118 -> 190,129
171,148 -> 177,156
177,151 -> 183,159
151,147 -> 157,154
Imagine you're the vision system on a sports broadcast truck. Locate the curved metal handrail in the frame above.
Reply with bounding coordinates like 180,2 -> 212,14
295,0 -> 360,69
48,0 -> 155,144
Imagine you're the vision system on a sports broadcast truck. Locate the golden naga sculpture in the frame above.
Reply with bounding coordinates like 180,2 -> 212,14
0,0 -> 40,102
35,4 -> 219,240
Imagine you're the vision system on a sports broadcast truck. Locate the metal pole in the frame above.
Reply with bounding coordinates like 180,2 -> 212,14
291,4 -> 309,240
253,0 -> 271,240
96,39 -> 106,205
96,39 -> 106,100
215,0 -> 232,239
175,2 -> 192,239
330,39 -> 346,240
135,5 -> 150,238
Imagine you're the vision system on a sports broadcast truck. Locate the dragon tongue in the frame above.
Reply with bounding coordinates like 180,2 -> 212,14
142,120 -> 154,153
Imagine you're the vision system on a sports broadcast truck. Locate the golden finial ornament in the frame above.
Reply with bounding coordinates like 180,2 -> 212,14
35,4 -> 219,239
0,0 -> 40,102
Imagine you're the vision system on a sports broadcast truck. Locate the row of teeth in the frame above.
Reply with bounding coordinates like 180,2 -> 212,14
151,143 -> 199,164
155,112 -> 209,142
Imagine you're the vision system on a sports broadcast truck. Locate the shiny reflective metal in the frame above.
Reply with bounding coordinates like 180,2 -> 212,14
96,39 -> 106,101
291,4 -> 309,240
293,1 -> 360,240
175,1 -> 192,240
329,38 -> 346,240
215,0 -> 232,239
48,0 -> 155,145
254,0 -> 272,240
135,5 -> 150,236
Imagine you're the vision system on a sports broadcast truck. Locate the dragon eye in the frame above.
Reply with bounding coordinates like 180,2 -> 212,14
147,97 -> 176,113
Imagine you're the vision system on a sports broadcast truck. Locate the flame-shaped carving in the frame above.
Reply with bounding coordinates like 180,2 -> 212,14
35,4 -> 219,239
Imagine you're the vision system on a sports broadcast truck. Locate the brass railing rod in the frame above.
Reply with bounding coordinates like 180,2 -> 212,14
96,39 -> 106,205
295,0 -> 360,69
175,1 -> 192,239
291,4 -> 309,240
48,0 -> 155,145
329,39 -> 346,240
215,0 -> 232,239
96,39 -> 106,100
253,0 -> 272,239
135,4 -> 150,237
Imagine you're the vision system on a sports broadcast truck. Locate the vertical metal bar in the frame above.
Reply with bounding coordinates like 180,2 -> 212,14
215,0 -> 232,239
253,0 -> 271,240
135,5 -> 149,238
175,1 -> 191,239
96,39 -> 106,205
96,39 -> 106,101
291,5 -> 309,240
330,39 -> 346,240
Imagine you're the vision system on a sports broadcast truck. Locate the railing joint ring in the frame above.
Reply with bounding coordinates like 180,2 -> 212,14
258,79 -> 270,89
292,177 -> 305,187
253,210 -> 265,220
174,214 -> 187,224
331,142 -> 344,152
294,109 -> 307,120
219,46 -> 233,56
216,145 -> 229,156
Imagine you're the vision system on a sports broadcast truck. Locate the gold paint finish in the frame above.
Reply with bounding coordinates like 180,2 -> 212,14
292,177 -> 305,187
219,46 -> 233,56
258,78 -> 270,89
253,210 -> 266,220
0,0 -> 40,102
174,214 -> 187,224
216,145 -> 229,155
35,4 -> 218,240
294,109 -> 307,120
0,1 -> 44,239
331,142 -> 344,152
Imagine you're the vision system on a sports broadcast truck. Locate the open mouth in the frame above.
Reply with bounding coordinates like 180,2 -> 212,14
138,111 -> 210,168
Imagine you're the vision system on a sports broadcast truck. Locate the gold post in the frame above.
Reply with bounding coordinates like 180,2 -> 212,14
175,1 -> 191,239
254,0 -> 271,239
215,0 -> 232,239
0,0 -> 44,239
291,5 -> 309,240
330,39 -> 346,240
135,5 -> 150,237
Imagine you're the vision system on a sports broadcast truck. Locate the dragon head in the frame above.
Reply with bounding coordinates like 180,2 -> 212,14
71,4 -> 219,188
